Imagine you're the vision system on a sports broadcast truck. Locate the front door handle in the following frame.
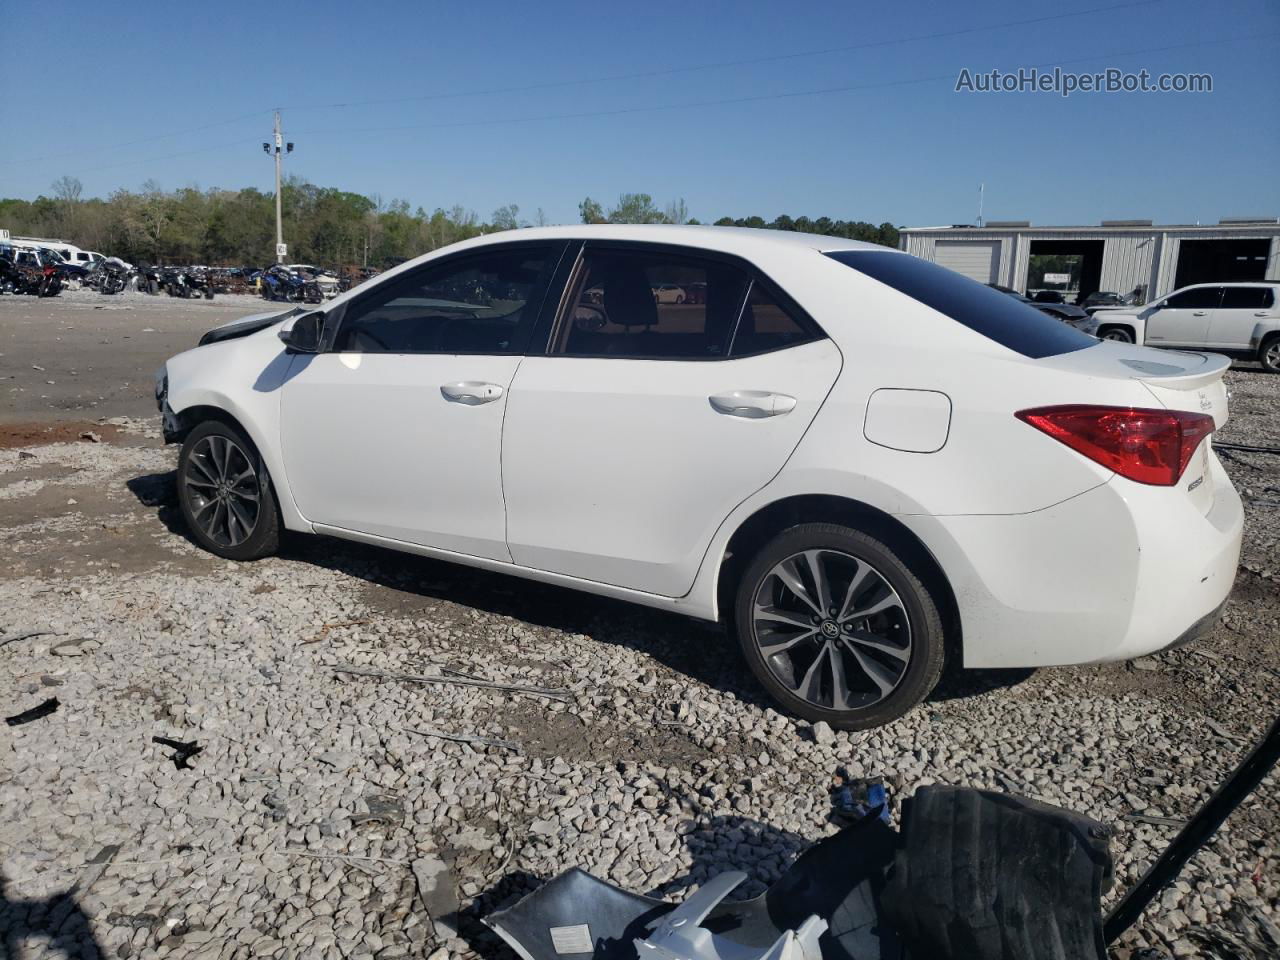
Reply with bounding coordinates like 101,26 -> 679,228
709,390 -> 797,419
441,381 -> 504,405
1192,311 -> 1208,317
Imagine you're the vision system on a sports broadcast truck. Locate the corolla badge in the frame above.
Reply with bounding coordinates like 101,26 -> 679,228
1187,475 -> 1204,492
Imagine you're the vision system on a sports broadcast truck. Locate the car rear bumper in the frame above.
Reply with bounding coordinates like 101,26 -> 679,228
900,454 -> 1243,668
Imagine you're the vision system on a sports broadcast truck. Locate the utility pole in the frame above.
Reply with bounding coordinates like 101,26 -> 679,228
263,111 -> 294,264
977,182 -> 985,228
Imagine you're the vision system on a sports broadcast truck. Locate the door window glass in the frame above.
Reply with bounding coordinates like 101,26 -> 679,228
1219,287 -> 1274,309
1164,287 -> 1222,309
554,250 -> 750,359
333,246 -> 557,354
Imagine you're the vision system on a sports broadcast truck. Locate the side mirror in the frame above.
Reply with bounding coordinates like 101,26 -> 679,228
278,311 -> 324,353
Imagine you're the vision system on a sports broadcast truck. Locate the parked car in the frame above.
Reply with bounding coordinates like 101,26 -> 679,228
1090,282 -> 1280,371
1077,290 -> 1129,312
156,225 -> 1242,729
285,264 -> 341,298
988,284 -> 1097,335
1031,290 -> 1066,303
652,283 -> 687,304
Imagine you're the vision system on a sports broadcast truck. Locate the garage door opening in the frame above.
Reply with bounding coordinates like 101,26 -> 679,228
1025,240 -> 1104,304
1174,238 -> 1270,288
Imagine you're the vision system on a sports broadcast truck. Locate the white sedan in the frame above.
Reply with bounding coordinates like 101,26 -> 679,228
156,225 -> 1243,729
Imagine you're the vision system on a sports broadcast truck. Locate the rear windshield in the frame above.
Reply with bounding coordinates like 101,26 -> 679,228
827,250 -> 1097,359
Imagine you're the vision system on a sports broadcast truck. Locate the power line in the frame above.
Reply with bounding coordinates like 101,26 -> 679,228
0,0 -> 1161,170
280,0 -> 1167,114
0,112 -> 268,168
24,30 -> 1266,183
289,34 -> 1262,141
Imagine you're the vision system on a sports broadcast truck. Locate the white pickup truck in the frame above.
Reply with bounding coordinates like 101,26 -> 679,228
1092,282 -> 1280,372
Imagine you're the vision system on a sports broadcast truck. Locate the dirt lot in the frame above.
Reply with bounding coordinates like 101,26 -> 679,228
1,291 -> 1277,960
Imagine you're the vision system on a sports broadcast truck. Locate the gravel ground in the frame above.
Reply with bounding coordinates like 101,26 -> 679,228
1,293 -> 1277,959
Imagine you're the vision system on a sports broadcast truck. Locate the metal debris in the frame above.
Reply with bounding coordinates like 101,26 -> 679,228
6,697 -> 60,726
152,736 -> 203,770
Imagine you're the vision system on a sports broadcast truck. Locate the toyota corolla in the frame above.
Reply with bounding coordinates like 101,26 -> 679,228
155,225 -> 1243,729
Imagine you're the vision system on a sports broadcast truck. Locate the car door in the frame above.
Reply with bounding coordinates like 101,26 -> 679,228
278,241 -> 566,560
501,243 -> 842,598
1208,286 -> 1277,349
1144,286 -> 1222,346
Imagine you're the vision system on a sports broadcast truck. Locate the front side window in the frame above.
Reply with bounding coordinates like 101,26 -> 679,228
1164,287 -> 1222,310
333,245 -> 558,354
553,249 -> 750,359
1220,286 -> 1274,309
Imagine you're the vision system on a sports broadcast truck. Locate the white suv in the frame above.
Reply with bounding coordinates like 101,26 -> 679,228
1093,282 -> 1280,372
156,226 -> 1243,728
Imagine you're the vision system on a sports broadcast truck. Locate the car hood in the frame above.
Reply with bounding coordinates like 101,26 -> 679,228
1039,304 -> 1089,318
197,306 -> 303,346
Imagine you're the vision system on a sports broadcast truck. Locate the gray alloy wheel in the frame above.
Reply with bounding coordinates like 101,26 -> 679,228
182,434 -> 262,548
1261,337 -> 1280,373
1100,327 -> 1134,343
750,549 -> 912,711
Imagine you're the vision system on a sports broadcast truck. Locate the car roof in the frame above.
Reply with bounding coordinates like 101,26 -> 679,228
456,223 -> 891,255
1179,281 -> 1279,288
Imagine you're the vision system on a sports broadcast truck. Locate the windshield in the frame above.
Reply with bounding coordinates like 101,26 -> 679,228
827,250 -> 1096,359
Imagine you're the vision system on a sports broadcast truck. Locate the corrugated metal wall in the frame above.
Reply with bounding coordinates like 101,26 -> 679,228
902,227 -> 1280,298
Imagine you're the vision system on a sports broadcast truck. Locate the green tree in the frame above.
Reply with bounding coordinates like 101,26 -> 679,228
579,197 -> 606,224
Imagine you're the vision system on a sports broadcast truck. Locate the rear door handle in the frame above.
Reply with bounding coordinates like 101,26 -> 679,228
1192,311 -> 1208,317
709,391 -> 797,419
441,381 -> 504,405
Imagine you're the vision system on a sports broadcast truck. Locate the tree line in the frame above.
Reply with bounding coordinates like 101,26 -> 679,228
0,178 -> 899,267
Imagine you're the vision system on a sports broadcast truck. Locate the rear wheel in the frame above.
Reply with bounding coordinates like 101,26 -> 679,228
734,523 -> 945,730
1259,335 -> 1280,373
178,420 -> 280,561
1098,326 -> 1134,343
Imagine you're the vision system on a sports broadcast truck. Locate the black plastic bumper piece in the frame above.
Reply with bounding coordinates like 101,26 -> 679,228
882,786 -> 1113,960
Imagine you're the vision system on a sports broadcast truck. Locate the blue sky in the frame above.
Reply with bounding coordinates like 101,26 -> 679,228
1,0 -> 1277,226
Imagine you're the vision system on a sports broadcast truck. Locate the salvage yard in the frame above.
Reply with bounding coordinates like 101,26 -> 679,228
1,292 -> 1278,960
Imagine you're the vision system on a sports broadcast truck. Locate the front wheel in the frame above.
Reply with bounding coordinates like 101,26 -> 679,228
178,420 -> 280,561
733,523 -> 945,730
1259,335 -> 1280,374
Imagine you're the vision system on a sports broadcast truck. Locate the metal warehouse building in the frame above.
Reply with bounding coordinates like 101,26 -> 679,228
899,218 -> 1280,303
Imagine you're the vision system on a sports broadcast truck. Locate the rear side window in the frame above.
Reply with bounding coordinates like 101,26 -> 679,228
730,281 -> 819,357
1166,287 -> 1223,309
1220,287 -> 1274,309
554,249 -> 750,359
826,250 -> 1096,359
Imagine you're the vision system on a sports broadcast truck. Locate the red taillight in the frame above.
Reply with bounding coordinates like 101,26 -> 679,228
1015,405 -> 1215,486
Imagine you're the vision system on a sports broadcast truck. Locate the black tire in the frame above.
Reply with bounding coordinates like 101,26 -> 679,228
1259,334 -> 1280,374
733,522 -> 945,730
1097,325 -> 1134,343
177,419 -> 280,561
